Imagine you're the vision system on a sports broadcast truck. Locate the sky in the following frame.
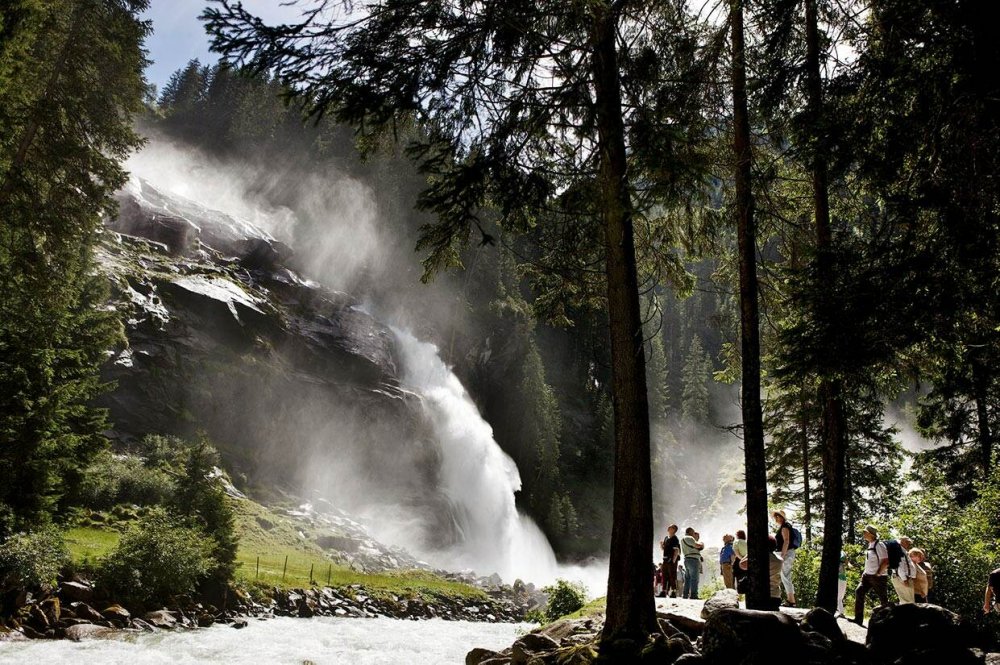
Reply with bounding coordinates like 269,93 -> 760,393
143,1 -> 302,93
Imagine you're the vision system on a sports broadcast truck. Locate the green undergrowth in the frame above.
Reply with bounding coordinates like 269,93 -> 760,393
562,596 -> 606,621
62,495 -> 486,604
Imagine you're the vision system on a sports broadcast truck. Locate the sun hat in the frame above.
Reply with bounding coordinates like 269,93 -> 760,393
864,525 -> 879,538
773,509 -> 786,520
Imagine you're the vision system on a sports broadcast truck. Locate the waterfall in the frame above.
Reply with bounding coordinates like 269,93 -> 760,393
392,328 -> 559,583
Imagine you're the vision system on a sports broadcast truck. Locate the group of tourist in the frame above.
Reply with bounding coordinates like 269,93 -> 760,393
652,511 -> 964,623
654,511 -> 799,604
851,525 -> 934,624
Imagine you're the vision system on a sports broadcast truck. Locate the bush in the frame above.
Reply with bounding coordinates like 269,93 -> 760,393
790,545 -> 821,608
97,509 -> 212,607
543,579 -> 587,621
893,463 -> 1000,637
0,527 -> 68,589
75,450 -> 175,509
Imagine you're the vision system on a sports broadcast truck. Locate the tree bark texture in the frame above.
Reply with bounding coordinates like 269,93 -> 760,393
590,3 -> 657,648
730,0 -> 770,612
805,0 -> 848,613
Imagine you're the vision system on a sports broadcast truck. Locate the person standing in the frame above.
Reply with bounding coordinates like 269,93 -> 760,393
732,529 -> 748,594
773,510 -> 798,607
680,527 -> 704,599
837,551 -> 849,617
909,548 -> 929,603
720,534 -> 736,589
891,539 -> 917,604
854,525 -> 890,626
661,524 -> 680,598
984,566 -> 1000,615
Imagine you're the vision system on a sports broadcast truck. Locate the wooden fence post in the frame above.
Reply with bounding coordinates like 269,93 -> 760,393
282,554 -> 288,582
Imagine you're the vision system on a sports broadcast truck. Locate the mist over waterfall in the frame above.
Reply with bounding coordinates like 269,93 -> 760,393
392,328 -> 558,582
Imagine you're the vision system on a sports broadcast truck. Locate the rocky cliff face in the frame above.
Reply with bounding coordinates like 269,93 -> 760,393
96,178 -> 444,529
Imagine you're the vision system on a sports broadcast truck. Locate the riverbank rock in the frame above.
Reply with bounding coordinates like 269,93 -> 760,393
102,604 -> 131,626
701,589 -> 740,619
69,602 -> 104,622
511,632 -> 560,664
60,580 -> 95,603
143,609 -> 178,629
65,623 -> 116,641
467,647 -> 504,665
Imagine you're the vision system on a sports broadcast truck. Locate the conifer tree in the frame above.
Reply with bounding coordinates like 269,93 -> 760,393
681,336 -> 711,425
0,0 -> 148,532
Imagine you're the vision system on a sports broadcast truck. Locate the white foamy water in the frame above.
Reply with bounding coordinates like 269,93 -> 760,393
0,617 -> 532,665
392,329 -> 561,584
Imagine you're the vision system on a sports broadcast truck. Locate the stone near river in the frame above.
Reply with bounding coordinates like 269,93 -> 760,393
143,609 -> 178,629
60,581 -> 95,603
65,623 -> 116,641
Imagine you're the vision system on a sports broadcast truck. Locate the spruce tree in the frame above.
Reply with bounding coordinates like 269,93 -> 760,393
0,0 -> 148,532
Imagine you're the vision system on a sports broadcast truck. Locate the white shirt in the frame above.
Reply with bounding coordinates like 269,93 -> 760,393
864,540 -> 888,576
896,552 -> 916,581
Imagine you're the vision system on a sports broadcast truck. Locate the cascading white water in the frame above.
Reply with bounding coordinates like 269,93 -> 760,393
392,328 -> 560,583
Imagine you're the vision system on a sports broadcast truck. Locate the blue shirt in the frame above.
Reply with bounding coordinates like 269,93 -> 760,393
720,543 -> 734,564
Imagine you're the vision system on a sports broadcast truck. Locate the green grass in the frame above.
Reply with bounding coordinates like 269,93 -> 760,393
64,526 -> 120,566
61,496 -> 487,604
230,498 -> 484,600
561,596 -> 606,621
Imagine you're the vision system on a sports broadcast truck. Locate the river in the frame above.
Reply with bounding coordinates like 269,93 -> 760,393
0,616 -> 532,664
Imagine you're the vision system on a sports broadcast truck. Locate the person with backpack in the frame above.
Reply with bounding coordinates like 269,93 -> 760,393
853,525 -> 890,626
773,510 -> 800,607
680,527 -> 704,599
889,537 -> 917,604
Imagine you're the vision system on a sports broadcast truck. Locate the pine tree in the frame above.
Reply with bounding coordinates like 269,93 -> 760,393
681,336 -> 711,424
0,0 -> 148,532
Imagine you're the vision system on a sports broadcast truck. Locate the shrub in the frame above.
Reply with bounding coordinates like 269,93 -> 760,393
75,450 -> 175,509
0,527 -> 68,589
893,463 -> 1000,638
173,439 -> 238,582
543,579 -> 587,621
790,545 -> 821,608
97,509 -> 212,607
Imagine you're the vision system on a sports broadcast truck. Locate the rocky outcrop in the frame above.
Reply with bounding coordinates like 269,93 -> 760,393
866,604 -> 981,665
468,598 -> 991,665
96,178 -> 460,541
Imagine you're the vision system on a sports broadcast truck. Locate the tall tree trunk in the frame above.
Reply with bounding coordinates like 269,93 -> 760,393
804,0 -> 848,613
730,0 -> 770,612
591,3 -> 656,647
